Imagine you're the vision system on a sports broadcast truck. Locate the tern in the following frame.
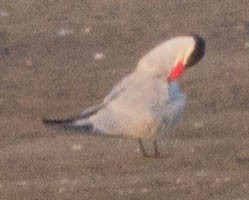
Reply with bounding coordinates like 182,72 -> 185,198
43,35 -> 205,157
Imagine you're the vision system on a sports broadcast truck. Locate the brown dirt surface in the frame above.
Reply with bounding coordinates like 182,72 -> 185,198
0,0 -> 249,199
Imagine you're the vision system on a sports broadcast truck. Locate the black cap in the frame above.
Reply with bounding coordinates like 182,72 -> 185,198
186,35 -> 205,68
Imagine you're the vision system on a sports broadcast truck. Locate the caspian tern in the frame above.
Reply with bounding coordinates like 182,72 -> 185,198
43,35 -> 205,157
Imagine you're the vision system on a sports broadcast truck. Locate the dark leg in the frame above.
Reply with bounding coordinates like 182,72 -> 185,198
153,140 -> 160,157
138,139 -> 149,157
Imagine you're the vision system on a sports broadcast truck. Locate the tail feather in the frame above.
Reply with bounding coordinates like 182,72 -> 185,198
42,116 -> 93,133
42,116 -> 121,138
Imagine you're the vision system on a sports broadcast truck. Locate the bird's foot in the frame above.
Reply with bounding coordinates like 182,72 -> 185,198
153,140 -> 161,158
142,152 -> 151,158
154,151 -> 161,158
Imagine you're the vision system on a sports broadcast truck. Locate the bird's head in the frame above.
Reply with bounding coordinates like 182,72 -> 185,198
137,35 -> 205,81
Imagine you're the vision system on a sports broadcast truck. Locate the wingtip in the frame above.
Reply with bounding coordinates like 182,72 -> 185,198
42,116 -> 96,134
42,117 -> 74,125
42,118 -> 56,125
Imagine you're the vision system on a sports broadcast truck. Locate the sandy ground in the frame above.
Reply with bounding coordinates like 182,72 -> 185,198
0,0 -> 249,199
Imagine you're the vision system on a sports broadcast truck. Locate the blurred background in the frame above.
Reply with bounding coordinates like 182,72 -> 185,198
0,1 -> 249,199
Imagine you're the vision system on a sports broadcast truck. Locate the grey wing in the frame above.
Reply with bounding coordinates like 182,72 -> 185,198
79,72 -> 134,117
43,73 -> 134,134
103,73 -> 135,104
80,103 -> 105,118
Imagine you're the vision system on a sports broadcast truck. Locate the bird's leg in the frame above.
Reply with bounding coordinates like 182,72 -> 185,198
138,139 -> 149,157
153,140 -> 160,157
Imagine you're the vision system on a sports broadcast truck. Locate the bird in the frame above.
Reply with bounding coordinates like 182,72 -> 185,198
43,35 -> 205,157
